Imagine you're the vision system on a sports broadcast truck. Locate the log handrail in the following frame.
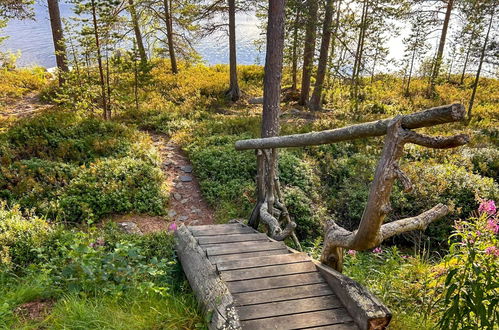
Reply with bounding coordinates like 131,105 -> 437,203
235,103 -> 465,150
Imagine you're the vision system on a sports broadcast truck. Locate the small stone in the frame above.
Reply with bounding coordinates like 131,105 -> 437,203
163,159 -> 174,166
180,175 -> 192,182
178,216 -> 189,222
181,198 -> 189,204
173,192 -> 182,201
118,222 -> 142,235
166,146 -> 175,151
249,96 -> 263,104
175,182 -> 183,188
168,210 -> 177,217
180,165 -> 193,173
190,220 -> 199,225
191,208 -> 200,214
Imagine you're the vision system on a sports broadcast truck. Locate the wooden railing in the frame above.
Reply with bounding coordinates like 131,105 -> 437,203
235,104 -> 469,272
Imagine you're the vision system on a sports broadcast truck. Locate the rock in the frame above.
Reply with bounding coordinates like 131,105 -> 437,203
191,208 -> 201,214
168,210 -> 177,217
178,215 -> 189,222
180,165 -> 193,173
181,198 -> 189,204
118,222 -> 142,235
180,175 -> 192,182
249,96 -> 264,104
173,192 -> 182,201
289,108 -> 301,115
163,159 -> 174,166
175,182 -> 183,188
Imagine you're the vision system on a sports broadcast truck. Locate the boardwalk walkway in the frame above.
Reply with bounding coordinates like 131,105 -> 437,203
175,223 -> 391,330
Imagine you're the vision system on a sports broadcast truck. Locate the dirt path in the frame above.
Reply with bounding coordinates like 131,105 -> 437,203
0,91 -> 52,119
113,133 -> 214,233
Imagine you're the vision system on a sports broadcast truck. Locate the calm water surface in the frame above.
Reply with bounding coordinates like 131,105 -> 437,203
1,3 -> 263,68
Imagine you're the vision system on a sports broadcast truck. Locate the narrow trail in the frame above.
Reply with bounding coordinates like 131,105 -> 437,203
112,133 -> 215,233
0,91 -> 52,119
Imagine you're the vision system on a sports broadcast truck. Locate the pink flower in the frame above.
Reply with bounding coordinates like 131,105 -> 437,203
401,255 -> 409,259
372,247 -> 383,254
347,249 -> 357,256
479,200 -> 497,215
484,246 -> 499,257
168,222 -> 178,232
486,219 -> 499,234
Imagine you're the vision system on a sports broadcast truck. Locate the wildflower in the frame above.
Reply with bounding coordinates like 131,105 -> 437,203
401,255 -> 409,259
372,247 -> 383,254
168,222 -> 178,232
478,200 -> 497,215
486,219 -> 499,234
347,249 -> 357,256
484,246 -> 499,257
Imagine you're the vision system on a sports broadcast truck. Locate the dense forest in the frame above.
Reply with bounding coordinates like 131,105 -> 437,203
0,0 -> 497,329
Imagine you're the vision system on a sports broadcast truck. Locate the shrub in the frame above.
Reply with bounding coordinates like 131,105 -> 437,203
0,203 -> 50,269
57,157 -> 167,223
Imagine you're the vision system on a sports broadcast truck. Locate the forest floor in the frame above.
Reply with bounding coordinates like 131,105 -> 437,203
0,91 -> 52,119
111,132 -> 214,234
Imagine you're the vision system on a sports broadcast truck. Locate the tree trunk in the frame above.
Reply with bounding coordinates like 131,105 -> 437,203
468,7 -> 494,120
298,0 -> 318,106
460,40 -> 472,85
351,0 -> 368,111
429,0 -> 454,95
309,0 -> 335,111
324,0 -> 342,104
406,47 -> 417,95
47,0 -> 68,86
291,5 -> 301,90
226,0 -> 241,101
128,0 -> 147,63
90,0 -> 109,119
164,0 -> 177,74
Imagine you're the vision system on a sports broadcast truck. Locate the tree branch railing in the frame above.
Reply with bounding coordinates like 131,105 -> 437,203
235,104 -> 469,272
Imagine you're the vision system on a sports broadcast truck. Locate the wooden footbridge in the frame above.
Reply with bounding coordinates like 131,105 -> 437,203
175,222 -> 391,330
175,105 -> 469,329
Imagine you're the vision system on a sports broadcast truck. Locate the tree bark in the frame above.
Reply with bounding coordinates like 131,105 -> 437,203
309,0 -> 335,111
460,41 -> 472,85
90,0 -> 109,119
47,0 -> 68,86
163,0 -> 178,74
351,0 -> 368,111
429,0 -> 454,95
468,6 -> 494,120
226,0 -> 241,101
291,5 -> 301,90
236,103 -> 466,150
128,0 -> 147,63
298,0 -> 318,106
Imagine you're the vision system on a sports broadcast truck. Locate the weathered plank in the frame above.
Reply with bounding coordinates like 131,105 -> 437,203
217,252 -> 310,271
197,233 -> 268,245
221,261 -> 316,281
174,225 -> 241,330
314,261 -> 391,330
190,225 -> 256,236
202,240 -> 273,251
209,249 -> 290,264
237,295 -> 343,320
300,323 -> 359,330
233,283 -> 334,306
240,309 -> 354,330
206,241 -> 286,256
227,272 -> 324,293
189,224 -> 244,230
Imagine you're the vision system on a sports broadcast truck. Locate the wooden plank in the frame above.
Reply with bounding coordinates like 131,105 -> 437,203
188,223 -> 243,231
227,272 -> 324,293
202,240 -> 273,251
233,283 -> 334,306
237,295 -> 343,321
197,233 -> 268,245
221,261 -> 316,281
190,226 -> 255,236
217,252 -> 310,271
305,324 -> 359,330
206,241 -> 285,256
241,309 -> 354,330
313,261 -> 391,330
208,249 -> 289,264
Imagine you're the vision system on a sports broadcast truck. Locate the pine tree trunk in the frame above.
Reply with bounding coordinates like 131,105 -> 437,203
406,47 -> 417,95
90,0 -> 109,119
164,0 -> 177,74
460,41 -> 472,85
468,7 -> 494,120
291,5 -> 301,91
128,0 -> 147,63
309,0 -> 335,111
226,0 -> 241,101
298,0 -> 318,106
429,0 -> 454,95
351,0 -> 368,112
47,0 -> 68,86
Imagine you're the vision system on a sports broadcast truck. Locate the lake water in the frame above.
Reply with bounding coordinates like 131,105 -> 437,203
0,3 -> 264,68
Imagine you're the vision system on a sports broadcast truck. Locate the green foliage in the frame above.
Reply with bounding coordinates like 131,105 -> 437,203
439,206 -> 498,330
57,157 -> 167,223
0,203 -> 50,269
